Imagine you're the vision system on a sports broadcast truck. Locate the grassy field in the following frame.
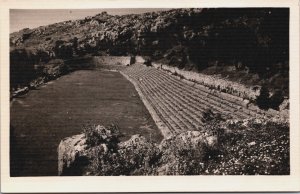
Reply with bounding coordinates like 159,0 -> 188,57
10,70 -> 162,176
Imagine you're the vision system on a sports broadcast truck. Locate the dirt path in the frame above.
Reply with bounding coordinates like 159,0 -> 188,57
10,70 -> 162,176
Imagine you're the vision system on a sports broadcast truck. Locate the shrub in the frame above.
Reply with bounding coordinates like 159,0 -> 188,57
158,132 -> 210,175
143,57 -> 152,66
269,90 -> 284,110
255,86 -> 270,109
86,134 -> 160,176
83,124 -> 121,150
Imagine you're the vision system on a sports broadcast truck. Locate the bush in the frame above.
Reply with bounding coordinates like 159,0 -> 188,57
255,86 -> 285,110
256,86 -> 270,109
86,134 -> 160,175
269,90 -> 284,110
158,132 -> 211,175
83,124 -> 121,150
143,57 -> 152,66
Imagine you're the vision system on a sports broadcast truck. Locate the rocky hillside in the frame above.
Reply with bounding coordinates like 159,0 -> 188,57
10,8 -> 289,98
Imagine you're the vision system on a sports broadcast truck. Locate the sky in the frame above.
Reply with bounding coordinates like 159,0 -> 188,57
10,8 -> 170,33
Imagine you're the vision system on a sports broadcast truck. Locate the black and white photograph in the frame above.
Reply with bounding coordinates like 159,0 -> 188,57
1,0 -> 300,192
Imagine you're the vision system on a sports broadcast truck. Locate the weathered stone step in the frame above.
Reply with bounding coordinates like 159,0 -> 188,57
140,78 -> 195,132
151,70 -> 249,119
147,70 -> 241,119
137,80 -> 181,134
143,75 -> 204,130
139,79 -> 185,133
154,69 -> 264,118
144,73 -> 206,127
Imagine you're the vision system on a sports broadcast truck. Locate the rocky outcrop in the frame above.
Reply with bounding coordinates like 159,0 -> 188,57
11,87 -> 29,98
57,125 -> 218,176
58,116 -> 289,175
279,98 -> 289,111
58,134 -> 87,175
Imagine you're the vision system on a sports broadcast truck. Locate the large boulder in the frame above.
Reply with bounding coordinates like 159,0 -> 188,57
279,98 -> 289,111
57,134 -> 88,175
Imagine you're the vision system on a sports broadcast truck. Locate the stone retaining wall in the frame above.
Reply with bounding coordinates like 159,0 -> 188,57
92,56 -> 132,67
152,62 -> 261,101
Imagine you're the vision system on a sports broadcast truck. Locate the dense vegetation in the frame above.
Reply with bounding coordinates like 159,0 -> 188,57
10,8 -> 289,98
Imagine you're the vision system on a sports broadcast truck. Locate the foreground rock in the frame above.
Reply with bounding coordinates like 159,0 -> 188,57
58,134 -> 87,175
57,118 -> 289,175
57,125 -> 218,176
